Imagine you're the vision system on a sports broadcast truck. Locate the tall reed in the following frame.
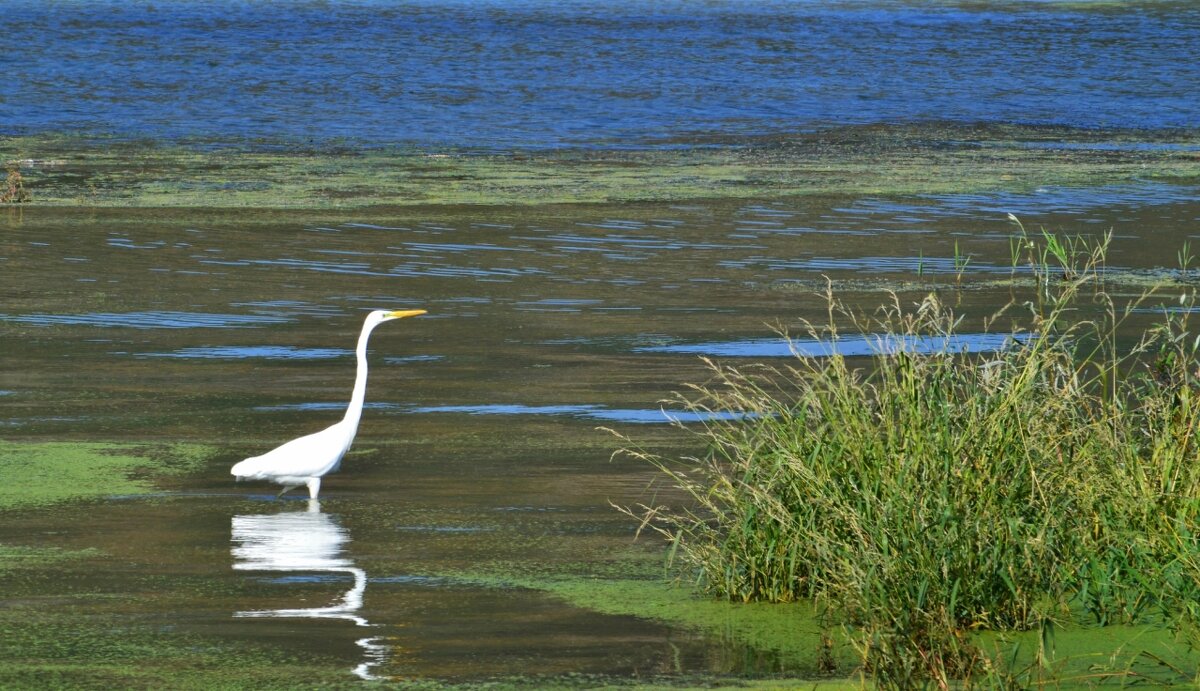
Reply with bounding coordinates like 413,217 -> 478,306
617,230 -> 1200,686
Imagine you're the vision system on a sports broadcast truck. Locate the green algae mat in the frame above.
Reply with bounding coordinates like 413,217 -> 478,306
4,125 -> 1199,209
0,441 -> 215,510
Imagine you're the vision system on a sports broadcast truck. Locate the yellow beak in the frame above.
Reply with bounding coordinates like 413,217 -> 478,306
386,309 -> 427,319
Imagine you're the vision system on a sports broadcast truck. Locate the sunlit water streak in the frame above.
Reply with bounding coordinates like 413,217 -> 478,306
254,402 -> 748,424
638,333 -> 1031,358
138,346 -> 352,360
407,403 -> 749,424
134,346 -> 447,362
718,255 -> 1014,275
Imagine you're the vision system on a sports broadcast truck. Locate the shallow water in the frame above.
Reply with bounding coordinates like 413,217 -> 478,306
5,0 -> 1199,148
3,186 -> 1199,682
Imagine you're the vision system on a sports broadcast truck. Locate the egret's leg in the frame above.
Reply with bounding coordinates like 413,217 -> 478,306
306,477 -> 321,499
277,484 -> 299,498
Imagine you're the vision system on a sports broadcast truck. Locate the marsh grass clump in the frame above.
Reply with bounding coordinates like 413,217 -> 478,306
2,162 -> 31,203
618,230 -> 1200,686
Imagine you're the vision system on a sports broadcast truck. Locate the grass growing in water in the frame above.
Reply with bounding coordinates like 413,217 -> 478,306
618,229 -> 1200,687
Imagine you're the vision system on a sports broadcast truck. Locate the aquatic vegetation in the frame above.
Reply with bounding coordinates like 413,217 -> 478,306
0,441 -> 215,510
0,606 -> 351,689
2,125 -> 1197,208
2,162 -> 31,203
0,544 -> 98,573
619,229 -> 1200,686
449,570 -> 841,673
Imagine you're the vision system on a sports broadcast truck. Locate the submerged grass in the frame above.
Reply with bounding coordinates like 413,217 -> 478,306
0,605 -> 352,690
450,569 -> 845,674
619,227 -> 1200,687
0,544 -> 98,574
4,124 -> 1198,207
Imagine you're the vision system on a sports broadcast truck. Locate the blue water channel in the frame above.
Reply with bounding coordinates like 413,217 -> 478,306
5,0 -> 1197,148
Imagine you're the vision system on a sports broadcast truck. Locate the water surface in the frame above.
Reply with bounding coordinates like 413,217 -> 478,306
3,187 -> 1198,682
5,0 -> 1198,148
4,0 -> 1198,682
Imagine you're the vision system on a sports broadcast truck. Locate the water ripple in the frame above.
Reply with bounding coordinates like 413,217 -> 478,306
638,333 -> 1030,358
255,402 -> 746,424
137,346 -> 351,360
7,3 -> 1197,146
406,403 -> 746,424
0,311 -> 291,329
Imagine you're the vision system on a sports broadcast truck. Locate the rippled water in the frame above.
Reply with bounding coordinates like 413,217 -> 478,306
637,332 -> 1030,358
0,310 -> 293,329
138,345 -> 354,359
5,0 -> 1199,147
3,187 -> 1199,681
5,2 -> 1200,675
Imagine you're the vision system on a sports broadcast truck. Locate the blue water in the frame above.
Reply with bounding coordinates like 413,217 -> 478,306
254,401 -> 747,424
638,333 -> 1030,358
137,345 -> 352,359
5,0 -> 1197,149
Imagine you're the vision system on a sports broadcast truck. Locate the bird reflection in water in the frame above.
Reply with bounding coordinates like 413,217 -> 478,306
231,499 -> 388,680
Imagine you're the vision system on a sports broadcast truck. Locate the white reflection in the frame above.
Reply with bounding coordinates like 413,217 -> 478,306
232,499 -> 388,680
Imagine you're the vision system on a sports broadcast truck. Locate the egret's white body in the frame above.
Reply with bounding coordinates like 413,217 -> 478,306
231,309 -> 426,498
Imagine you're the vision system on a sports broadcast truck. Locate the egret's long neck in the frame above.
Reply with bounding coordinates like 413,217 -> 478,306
343,321 -> 377,428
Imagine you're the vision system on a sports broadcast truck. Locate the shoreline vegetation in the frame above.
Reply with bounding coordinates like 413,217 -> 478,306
2,124 -> 1199,209
618,227 -> 1200,686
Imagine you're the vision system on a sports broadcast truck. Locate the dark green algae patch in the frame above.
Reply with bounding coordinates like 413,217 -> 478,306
4,124 -> 1199,209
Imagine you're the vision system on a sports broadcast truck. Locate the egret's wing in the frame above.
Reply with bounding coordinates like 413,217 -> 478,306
231,422 -> 352,480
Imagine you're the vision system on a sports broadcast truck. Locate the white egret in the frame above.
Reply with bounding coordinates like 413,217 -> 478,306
231,309 -> 427,498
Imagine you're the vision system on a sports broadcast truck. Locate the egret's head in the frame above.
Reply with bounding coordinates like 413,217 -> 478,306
367,309 -> 427,326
